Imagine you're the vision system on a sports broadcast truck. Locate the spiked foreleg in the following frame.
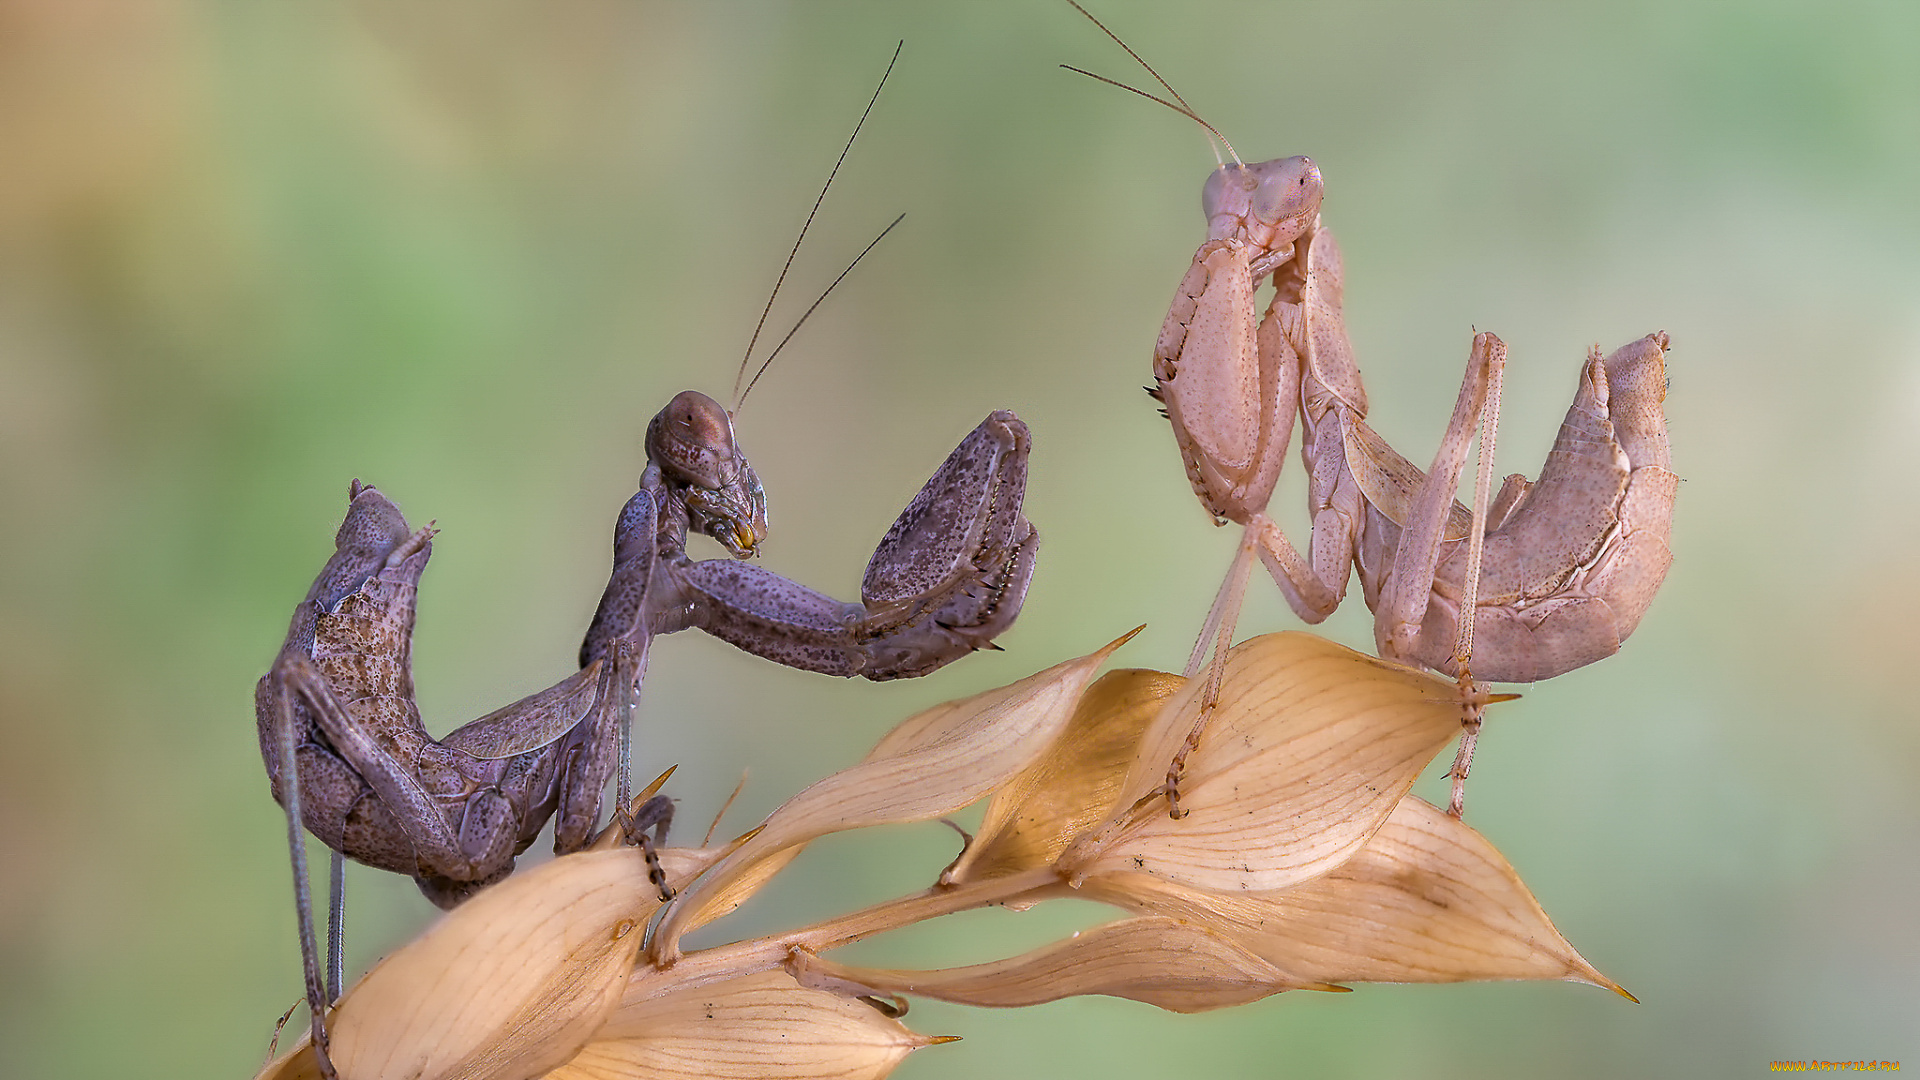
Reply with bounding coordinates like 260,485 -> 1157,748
681,411 -> 1039,681
580,488 -> 660,668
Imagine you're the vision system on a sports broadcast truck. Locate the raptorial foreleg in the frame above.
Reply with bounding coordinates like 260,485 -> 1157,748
681,411 -> 1039,681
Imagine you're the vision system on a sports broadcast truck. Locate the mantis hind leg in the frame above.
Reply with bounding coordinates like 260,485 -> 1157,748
1373,333 -> 1505,666
268,675 -> 339,1080
621,794 -> 676,902
1161,527 -> 1258,819
326,851 -> 344,1005
1372,331 -> 1514,818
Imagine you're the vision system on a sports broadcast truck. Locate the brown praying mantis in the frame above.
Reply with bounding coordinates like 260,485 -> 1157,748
259,404 -> 1034,1076
1066,2 -> 1677,818
255,49 -> 1040,1080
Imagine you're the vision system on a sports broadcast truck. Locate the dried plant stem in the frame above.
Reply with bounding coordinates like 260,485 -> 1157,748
653,866 -> 1064,986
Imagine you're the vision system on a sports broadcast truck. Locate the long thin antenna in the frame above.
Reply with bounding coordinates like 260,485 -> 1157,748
1061,1 -> 1241,166
1066,1 -> 1196,119
732,41 -> 903,412
1060,65 -> 1239,167
736,212 -> 905,410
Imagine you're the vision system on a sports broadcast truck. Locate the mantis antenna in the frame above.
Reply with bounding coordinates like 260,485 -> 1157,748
733,40 -> 904,414
735,213 -> 905,413
1061,1 -> 1243,168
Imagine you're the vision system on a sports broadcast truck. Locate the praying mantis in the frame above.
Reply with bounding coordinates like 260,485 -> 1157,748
259,400 -> 1034,1077
255,50 -> 1040,1079
1067,2 -> 1677,817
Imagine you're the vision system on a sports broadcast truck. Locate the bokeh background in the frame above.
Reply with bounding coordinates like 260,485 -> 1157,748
3,1 -> 1916,1076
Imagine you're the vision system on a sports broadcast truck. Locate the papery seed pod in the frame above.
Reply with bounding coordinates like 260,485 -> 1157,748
652,631 -> 1139,961
258,846 -> 713,1080
788,917 -> 1336,1015
945,668 -> 1183,884
1063,633 -> 1462,893
1086,797 -> 1631,997
555,969 -> 950,1080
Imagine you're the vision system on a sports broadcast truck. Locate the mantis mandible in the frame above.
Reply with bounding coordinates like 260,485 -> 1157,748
257,48 -> 1040,1079
1067,2 -> 1676,817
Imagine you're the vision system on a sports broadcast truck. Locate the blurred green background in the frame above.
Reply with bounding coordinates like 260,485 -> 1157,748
2,1 -> 1916,1076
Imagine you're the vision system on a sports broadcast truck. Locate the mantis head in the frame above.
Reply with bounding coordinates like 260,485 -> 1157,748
1204,155 -> 1323,257
646,390 -> 769,559
336,481 -> 413,555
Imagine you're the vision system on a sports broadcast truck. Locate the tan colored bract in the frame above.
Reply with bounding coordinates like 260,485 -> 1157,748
258,629 -> 1624,1080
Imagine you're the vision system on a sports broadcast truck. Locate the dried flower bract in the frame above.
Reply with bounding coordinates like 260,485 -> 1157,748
258,630 -> 1624,1079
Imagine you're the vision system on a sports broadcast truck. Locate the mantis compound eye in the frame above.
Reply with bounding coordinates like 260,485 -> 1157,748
1249,155 -> 1323,232
1202,156 -> 1323,247
1200,162 -> 1260,222
646,390 -> 768,557
649,390 -> 739,490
